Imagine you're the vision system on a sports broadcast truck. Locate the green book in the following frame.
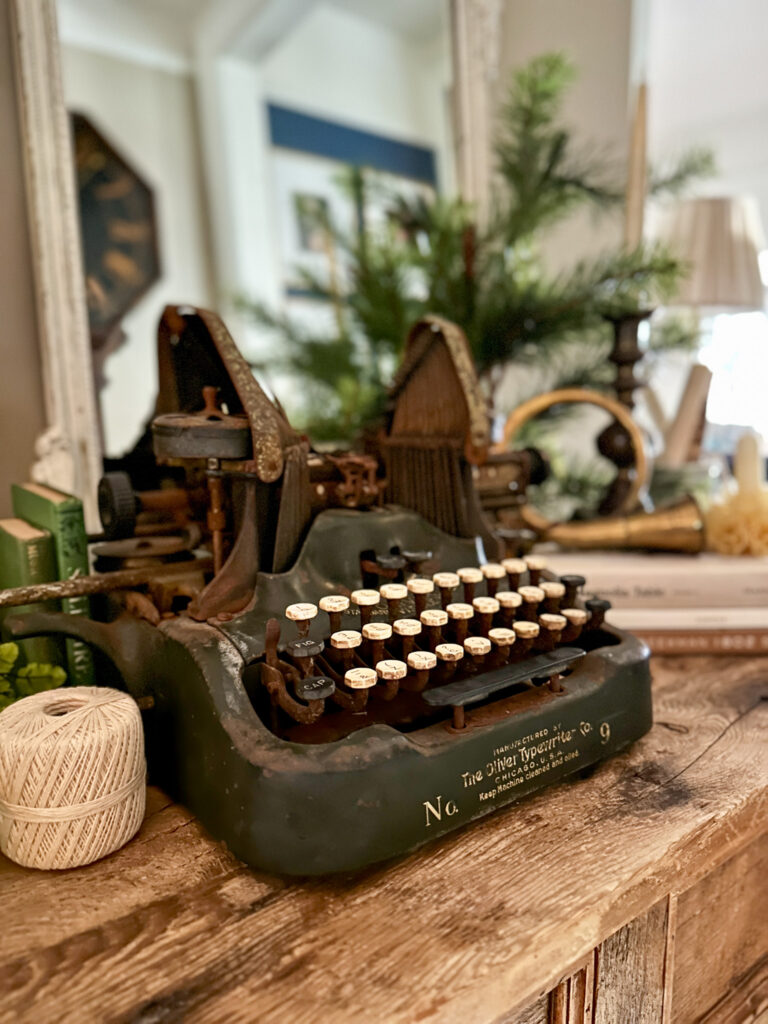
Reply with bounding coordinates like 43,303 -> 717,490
11,482 -> 94,684
0,518 -> 64,670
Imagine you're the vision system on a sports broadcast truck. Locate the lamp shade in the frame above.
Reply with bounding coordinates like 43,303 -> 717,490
659,196 -> 765,310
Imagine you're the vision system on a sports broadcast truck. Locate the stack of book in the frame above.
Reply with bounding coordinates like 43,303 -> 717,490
0,482 -> 93,683
544,550 -> 768,655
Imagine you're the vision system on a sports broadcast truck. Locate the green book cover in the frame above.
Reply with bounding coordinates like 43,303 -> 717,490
0,518 -> 64,670
11,482 -> 94,684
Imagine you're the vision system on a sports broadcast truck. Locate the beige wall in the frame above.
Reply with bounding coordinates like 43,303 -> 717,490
498,0 -> 633,271
0,1 -> 47,516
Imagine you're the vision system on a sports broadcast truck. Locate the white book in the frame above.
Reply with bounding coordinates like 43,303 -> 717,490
542,550 -> 768,609
607,606 -> 768,632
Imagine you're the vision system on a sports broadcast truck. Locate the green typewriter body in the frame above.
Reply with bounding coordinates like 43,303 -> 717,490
4,308 -> 652,876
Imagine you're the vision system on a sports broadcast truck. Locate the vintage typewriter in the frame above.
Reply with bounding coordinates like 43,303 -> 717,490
5,308 -> 652,875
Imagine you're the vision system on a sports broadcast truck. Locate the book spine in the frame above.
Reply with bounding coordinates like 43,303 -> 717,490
54,506 -> 95,685
635,629 -> 768,655
579,575 -> 768,609
0,528 -> 62,668
608,607 -> 768,631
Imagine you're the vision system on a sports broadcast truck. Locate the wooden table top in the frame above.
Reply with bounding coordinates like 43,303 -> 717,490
1,655 -> 766,1024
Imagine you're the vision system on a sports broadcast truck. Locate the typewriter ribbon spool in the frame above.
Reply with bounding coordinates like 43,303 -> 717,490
0,687 -> 146,869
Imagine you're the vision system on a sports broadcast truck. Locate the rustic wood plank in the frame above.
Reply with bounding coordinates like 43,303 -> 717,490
0,656 -> 765,1024
593,897 -> 669,1024
492,995 -> 548,1024
671,833 -> 768,1024
696,956 -> 768,1023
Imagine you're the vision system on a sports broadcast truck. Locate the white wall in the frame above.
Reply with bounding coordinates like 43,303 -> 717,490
61,46 -> 213,456
648,0 -> 768,224
261,3 -> 452,190
498,0 -> 634,273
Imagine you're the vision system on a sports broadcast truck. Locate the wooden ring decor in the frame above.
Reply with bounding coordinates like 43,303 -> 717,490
490,388 -> 648,533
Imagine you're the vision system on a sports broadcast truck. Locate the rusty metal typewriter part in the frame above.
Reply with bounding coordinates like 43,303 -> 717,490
2,307 -> 652,876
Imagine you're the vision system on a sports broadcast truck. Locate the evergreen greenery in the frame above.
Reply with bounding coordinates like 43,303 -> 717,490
240,52 -> 713,443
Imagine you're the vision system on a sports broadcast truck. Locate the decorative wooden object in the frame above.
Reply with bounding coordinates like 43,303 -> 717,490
0,655 -> 764,1022
494,386 -> 649,529
598,310 -> 653,515
381,315 -> 498,553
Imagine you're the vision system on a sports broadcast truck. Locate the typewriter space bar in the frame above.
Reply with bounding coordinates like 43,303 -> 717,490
422,648 -> 586,708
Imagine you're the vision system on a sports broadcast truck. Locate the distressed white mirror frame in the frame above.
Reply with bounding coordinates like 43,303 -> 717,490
10,0 -> 101,528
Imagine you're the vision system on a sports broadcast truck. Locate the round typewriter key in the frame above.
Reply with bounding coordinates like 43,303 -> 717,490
480,562 -> 505,579
380,582 -> 407,621
540,580 -> 566,614
518,584 -> 545,622
495,591 -> 522,625
330,629 -> 362,649
362,622 -> 392,640
501,557 -> 527,589
408,650 -> 437,671
421,607 -> 448,650
480,561 -> 506,596
501,557 -> 527,574
524,554 -> 547,585
407,577 -> 434,594
446,602 -> 474,619
351,588 -> 380,627
285,602 -> 318,621
344,667 -> 377,690
562,606 -> 588,642
376,659 -> 407,681
319,593 -> 349,632
585,596 -> 611,629
457,566 -> 482,603
432,571 -> 460,609
432,571 -> 459,589
393,618 -> 421,635
436,642 -> 464,661
295,675 -> 335,701
473,595 -> 500,637
457,567 -> 482,583
447,601 -> 473,643
513,619 -> 540,657
539,612 -> 567,631
285,601 -> 318,637
286,638 -> 324,659
406,576 -> 433,616
489,627 -> 516,646
362,620 -> 392,663
464,636 -> 491,656
560,574 -> 586,608
421,608 -> 448,627
563,607 -> 588,625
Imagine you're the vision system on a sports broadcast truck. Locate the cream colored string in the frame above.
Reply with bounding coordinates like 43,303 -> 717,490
0,687 -> 146,870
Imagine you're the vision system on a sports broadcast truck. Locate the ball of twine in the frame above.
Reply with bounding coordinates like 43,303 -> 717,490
0,687 -> 146,870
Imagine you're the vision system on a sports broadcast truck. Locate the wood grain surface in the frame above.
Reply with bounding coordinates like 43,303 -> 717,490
0,655 -> 766,1024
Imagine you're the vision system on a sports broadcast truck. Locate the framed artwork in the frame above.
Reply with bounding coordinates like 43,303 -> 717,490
267,104 -> 438,300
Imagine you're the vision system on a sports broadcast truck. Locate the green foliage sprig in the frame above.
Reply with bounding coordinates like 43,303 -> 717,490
239,52 -> 713,443
0,642 -> 67,710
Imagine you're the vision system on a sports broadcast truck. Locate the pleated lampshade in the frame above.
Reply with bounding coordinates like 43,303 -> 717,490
659,196 -> 765,310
